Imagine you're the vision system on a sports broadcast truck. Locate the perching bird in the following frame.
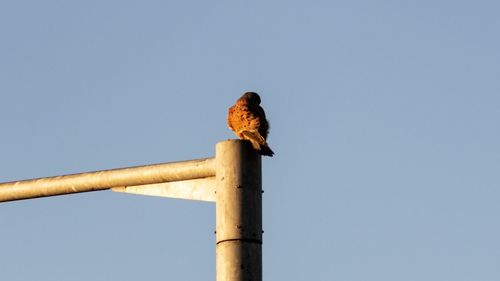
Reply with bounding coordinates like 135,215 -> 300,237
228,92 -> 274,157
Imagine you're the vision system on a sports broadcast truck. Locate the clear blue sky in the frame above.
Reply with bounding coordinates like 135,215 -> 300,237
1,1 -> 499,280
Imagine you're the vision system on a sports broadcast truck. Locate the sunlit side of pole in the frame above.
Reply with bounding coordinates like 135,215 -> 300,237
216,140 -> 262,281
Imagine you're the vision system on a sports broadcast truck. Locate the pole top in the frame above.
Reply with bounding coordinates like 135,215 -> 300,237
216,139 -> 255,153
217,139 -> 247,145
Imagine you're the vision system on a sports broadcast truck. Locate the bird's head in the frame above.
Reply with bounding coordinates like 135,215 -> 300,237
240,92 -> 261,105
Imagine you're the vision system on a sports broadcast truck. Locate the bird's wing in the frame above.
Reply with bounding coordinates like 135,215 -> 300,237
256,106 -> 269,140
239,129 -> 267,145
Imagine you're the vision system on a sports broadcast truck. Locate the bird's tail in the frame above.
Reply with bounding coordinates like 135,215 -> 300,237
258,143 -> 274,157
240,130 -> 275,157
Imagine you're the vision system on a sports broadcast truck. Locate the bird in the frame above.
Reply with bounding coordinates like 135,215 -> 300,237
227,92 -> 274,157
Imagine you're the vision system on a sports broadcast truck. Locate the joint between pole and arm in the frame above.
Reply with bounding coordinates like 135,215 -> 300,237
0,139 -> 263,281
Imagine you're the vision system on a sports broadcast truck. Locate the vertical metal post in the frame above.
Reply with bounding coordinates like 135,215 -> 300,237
216,140 -> 262,281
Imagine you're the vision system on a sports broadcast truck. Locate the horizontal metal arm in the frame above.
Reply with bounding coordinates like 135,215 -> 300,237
0,158 -> 215,202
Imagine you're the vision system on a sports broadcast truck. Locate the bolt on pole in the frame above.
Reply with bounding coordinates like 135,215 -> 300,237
216,140 -> 262,281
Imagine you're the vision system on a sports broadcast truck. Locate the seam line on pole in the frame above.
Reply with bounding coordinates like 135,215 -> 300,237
216,238 -> 262,245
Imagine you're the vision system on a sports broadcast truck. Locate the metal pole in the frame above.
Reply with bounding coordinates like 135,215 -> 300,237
0,158 -> 215,202
216,140 -> 262,281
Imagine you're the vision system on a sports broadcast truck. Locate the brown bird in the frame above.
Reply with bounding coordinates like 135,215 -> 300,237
227,92 -> 274,156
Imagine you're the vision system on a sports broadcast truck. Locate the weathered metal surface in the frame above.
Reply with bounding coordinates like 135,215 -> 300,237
0,158 -> 215,202
215,139 -> 262,281
111,177 -> 216,202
